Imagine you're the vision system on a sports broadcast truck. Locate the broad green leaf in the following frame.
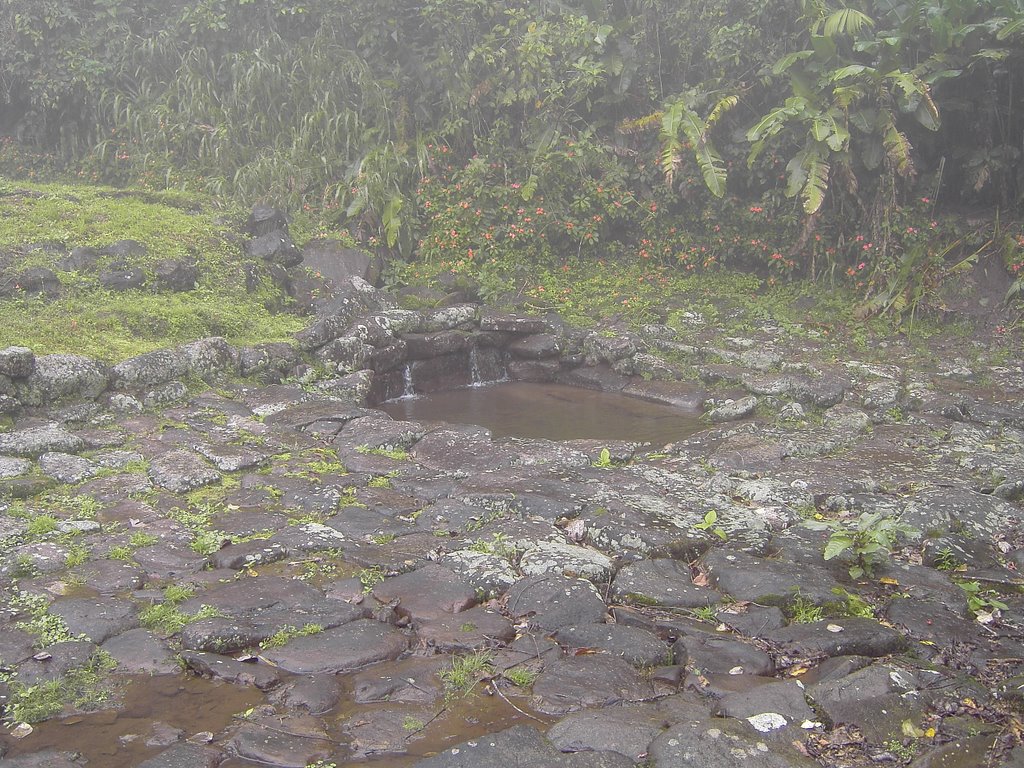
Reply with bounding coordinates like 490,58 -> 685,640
825,121 -> 849,151
997,18 -> 1024,40
822,8 -> 874,38
521,174 -> 538,201
772,50 -> 815,75
828,64 -> 870,82
812,115 -> 833,142
824,535 -> 854,560
665,100 -> 729,198
914,88 -> 940,131
786,152 -> 809,200
811,34 -> 837,59
861,136 -> 884,170
802,152 -> 830,214
884,122 -> 914,177
382,195 -> 403,249
706,95 -> 738,128
973,49 -> 1010,61
747,103 -> 800,142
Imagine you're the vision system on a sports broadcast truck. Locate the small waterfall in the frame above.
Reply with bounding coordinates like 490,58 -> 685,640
468,345 -> 508,387
400,363 -> 416,398
469,346 -> 483,387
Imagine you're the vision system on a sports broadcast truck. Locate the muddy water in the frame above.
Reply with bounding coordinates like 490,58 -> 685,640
2,674 -> 263,767
380,382 -> 703,444
3,666 -> 549,767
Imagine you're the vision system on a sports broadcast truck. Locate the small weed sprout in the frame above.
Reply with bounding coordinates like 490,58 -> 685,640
139,602 -> 221,636
502,667 -> 538,687
356,445 -> 410,461
468,532 -> 515,559
11,591 -> 82,647
64,544 -> 90,568
934,547 -> 964,572
26,515 -> 59,537
831,588 -> 875,618
4,650 -> 117,725
402,716 -> 425,732
358,566 -> 386,593
789,594 -> 824,623
804,512 -> 919,579
689,605 -> 719,623
694,510 -> 727,541
592,447 -> 614,468
261,623 -> 323,649
958,581 -> 1008,618
439,652 -> 494,700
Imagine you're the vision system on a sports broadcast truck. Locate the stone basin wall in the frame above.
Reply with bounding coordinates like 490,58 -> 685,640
0,276 -> 694,417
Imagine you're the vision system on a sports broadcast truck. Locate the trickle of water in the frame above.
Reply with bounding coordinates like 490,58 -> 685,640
468,345 -> 506,387
400,363 -> 415,399
468,346 -> 483,386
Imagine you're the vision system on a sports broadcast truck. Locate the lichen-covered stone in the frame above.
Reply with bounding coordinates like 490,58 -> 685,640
16,354 -> 110,405
0,346 -> 34,378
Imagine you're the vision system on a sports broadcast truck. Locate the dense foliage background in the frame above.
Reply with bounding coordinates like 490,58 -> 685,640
1,0 -> 1022,295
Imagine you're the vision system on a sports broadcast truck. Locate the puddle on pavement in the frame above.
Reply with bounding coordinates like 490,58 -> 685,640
380,382 -> 703,444
1,674 -> 263,767
4,662 -> 550,768
327,690 -> 553,768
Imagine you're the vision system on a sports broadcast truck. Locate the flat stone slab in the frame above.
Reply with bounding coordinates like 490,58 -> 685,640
612,558 -> 721,608
766,618 -> 908,661
68,559 -> 146,594
180,575 -> 325,616
417,606 -> 515,652
505,574 -> 607,630
100,628 -> 179,674
181,651 -> 282,690
0,455 -> 33,478
259,620 -> 409,674
371,564 -> 478,625
647,716 -> 819,767
37,451 -> 98,483
519,540 -> 615,583
412,427 -> 519,475
674,633 -> 775,676
553,623 -> 673,667
352,657 -> 445,704
0,424 -> 85,457
901,486 -> 1020,539
273,674 -> 344,715
194,443 -> 268,472
0,751 -> 89,768
806,662 -> 932,742
136,744 -> 221,768
440,550 -> 519,598
413,725 -> 635,768
147,449 -> 221,493
531,655 -> 656,715
342,705 -> 434,758
547,705 -> 666,761
227,712 -> 333,768
712,679 -> 817,729
702,549 -> 841,607
49,597 -> 139,644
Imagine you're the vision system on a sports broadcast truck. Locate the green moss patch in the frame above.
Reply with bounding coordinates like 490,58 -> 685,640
0,178 -> 304,361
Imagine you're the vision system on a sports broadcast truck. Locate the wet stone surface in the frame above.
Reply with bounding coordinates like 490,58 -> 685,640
1,301 -> 1023,768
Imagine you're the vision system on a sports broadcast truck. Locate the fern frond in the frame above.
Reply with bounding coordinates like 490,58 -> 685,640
822,8 -> 874,38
